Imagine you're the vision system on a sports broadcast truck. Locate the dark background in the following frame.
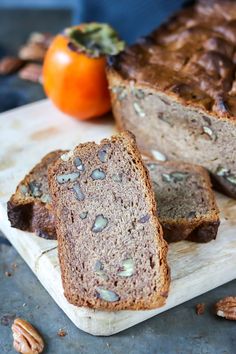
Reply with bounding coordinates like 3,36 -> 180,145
0,0 -> 187,43
0,2 -> 236,354
0,0 -> 187,112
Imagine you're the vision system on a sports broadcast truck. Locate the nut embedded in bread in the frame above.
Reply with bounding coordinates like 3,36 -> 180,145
146,160 -> 220,243
7,150 -> 66,239
48,131 -> 170,310
107,0 -> 236,199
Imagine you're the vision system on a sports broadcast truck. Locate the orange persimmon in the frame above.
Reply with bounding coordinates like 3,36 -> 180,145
43,23 -> 124,120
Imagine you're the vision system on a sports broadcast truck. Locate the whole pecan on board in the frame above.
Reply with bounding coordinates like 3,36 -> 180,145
12,318 -> 44,354
215,296 -> 236,320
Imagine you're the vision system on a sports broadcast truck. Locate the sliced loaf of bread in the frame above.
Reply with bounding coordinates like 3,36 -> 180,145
48,131 -> 169,310
7,150 -> 66,239
146,160 -> 220,243
107,0 -> 236,199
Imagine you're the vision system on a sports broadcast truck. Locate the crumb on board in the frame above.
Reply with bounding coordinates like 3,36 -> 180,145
57,329 -> 67,337
11,263 -> 18,269
195,303 -> 205,315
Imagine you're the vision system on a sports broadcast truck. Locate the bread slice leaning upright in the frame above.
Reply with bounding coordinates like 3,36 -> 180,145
49,131 -> 170,310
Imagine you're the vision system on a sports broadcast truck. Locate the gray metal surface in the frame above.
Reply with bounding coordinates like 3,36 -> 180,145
0,7 -> 236,354
1,238 -> 235,354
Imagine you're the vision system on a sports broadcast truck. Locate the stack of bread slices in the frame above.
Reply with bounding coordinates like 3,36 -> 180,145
8,130 -> 220,310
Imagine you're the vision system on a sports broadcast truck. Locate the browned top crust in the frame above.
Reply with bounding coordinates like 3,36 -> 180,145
108,0 -> 236,120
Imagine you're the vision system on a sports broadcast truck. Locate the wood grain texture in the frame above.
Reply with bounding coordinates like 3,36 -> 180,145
0,100 -> 236,336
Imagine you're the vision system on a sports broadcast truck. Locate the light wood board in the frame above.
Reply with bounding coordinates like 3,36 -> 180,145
1,99 -> 236,336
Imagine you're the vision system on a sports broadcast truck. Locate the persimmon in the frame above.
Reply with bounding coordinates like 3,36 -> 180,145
43,23 -> 124,120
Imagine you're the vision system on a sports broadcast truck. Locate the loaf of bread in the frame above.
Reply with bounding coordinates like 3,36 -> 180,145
7,150 -> 66,239
146,160 -> 220,243
107,0 -> 236,198
48,132 -> 169,310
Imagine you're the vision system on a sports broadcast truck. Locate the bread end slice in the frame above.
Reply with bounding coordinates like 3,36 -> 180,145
7,150 -> 66,239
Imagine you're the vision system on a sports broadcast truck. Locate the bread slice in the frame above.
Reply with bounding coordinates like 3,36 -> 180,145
8,148 -> 219,244
48,131 -> 169,310
145,160 -> 220,243
107,0 -> 236,199
7,150 -> 66,239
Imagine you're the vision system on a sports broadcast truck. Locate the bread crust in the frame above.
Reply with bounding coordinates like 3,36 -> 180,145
48,131 -> 170,311
7,200 -> 56,239
107,0 -> 236,122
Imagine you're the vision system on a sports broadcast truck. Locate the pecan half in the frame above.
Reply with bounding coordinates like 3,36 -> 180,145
215,296 -> 236,320
18,64 -> 42,84
18,43 -> 46,62
12,318 -> 44,354
0,57 -> 24,75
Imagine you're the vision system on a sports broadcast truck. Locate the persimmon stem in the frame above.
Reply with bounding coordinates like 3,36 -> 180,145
65,23 -> 125,58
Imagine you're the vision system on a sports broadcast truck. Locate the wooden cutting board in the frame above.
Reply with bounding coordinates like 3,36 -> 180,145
1,99 -> 236,336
